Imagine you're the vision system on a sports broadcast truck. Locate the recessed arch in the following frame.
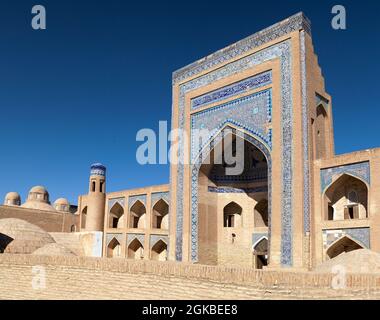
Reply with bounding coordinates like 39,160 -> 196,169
152,199 -> 169,229
254,199 -> 268,228
151,239 -> 168,261
129,200 -> 146,229
193,126 -> 271,265
81,206 -> 87,229
109,202 -> 125,229
323,173 -> 368,221
326,235 -> 364,259
127,238 -> 144,259
107,238 -> 122,258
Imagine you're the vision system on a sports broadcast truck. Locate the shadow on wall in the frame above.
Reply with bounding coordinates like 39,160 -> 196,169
0,233 -> 13,253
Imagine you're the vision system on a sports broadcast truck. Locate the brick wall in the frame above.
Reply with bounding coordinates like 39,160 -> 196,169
0,205 -> 79,233
1,254 -> 380,299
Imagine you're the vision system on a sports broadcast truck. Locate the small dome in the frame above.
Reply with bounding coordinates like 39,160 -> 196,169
30,186 -> 48,194
54,198 -> 70,212
20,185 -> 55,211
54,198 -> 69,205
0,218 -> 55,254
4,192 -> 21,206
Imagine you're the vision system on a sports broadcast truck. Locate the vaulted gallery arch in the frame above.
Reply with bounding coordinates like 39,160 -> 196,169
194,127 -> 271,266
152,199 -> 169,230
107,238 -> 122,258
323,174 -> 368,221
129,200 -> 146,229
326,236 -> 364,259
108,202 -> 124,229
127,238 -> 144,259
151,239 -> 168,261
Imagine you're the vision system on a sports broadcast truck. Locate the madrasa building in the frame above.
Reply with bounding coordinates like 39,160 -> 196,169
1,12 -> 380,271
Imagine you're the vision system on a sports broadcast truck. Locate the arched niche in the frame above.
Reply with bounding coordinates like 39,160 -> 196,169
129,200 -> 146,229
151,239 -> 168,261
109,202 -> 125,229
152,199 -> 169,230
323,174 -> 368,221
127,238 -> 144,260
107,238 -> 122,258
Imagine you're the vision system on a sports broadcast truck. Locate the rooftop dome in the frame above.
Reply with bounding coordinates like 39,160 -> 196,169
0,218 -> 55,254
32,243 -> 76,256
4,192 -> 21,206
90,163 -> 106,176
29,186 -> 48,194
20,185 -> 56,211
54,198 -> 70,212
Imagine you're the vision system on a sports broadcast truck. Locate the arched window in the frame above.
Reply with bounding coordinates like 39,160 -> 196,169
326,236 -> 363,259
91,181 -> 96,192
70,225 -> 76,232
109,202 -> 124,229
127,238 -> 144,259
129,200 -> 146,229
254,199 -> 268,228
223,202 -> 242,228
152,199 -> 169,229
151,240 -> 167,261
107,238 -> 122,258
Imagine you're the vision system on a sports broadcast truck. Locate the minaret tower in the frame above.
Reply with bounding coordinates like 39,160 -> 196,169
85,163 -> 106,231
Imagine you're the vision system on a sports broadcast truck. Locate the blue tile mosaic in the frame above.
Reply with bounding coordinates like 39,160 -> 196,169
173,39 -> 294,267
191,71 -> 272,110
321,162 -> 370,192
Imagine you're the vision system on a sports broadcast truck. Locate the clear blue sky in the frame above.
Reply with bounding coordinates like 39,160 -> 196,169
0,0 -> 379,204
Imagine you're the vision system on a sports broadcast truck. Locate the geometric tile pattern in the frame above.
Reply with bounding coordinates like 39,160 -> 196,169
322,228 -> 370,250
174,40 -> 294,267
171,13 -> 310,267
108,197 -> 125,211
126,233 -> 145,247
173,12 -> 311,84
320,161 -> 370,192
150,235 -> 169,249
151,192 -> 170,207
300,30 -> 311,234
191,71 -> 272,110
191,89 -> 273,160
208,186 -> 268,193
106,233 -> 123,246
128,194 -> 147,209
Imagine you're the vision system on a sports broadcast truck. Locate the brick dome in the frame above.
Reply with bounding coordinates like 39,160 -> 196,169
0,218 -> 55,254
32,243 -> 76,256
